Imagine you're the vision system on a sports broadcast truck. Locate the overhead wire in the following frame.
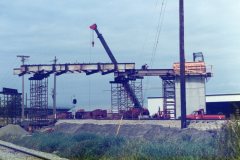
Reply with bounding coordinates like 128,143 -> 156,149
139,0 -> 162,60
149,0 -> 167,69
144,0 -> 167,100
154,0 -> 159,7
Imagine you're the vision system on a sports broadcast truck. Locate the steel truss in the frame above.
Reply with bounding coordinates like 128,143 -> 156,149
130,80 -> 143,107
29,78 -> 48,121
111,79 -> 143,114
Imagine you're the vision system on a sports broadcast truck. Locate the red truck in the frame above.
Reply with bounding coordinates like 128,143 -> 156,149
186,109 -> 225,120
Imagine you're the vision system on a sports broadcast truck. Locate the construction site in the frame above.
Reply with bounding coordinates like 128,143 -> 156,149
2,24 -> 221,128
0,0 -> 239,160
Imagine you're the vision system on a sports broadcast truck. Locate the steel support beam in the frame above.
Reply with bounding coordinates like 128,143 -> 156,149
115,69 -> 174,77
14,63 -> 135,76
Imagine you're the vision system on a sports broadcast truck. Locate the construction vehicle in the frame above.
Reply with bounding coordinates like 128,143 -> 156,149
121,108 -> 150,119
152,108 -> 171,120
75,109 -> 108,119
186,109 -> 225,120
90,24 -> 149,118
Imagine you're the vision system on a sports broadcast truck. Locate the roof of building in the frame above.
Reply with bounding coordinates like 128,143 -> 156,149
206,93 -> 240,102
148,93 -> 240,103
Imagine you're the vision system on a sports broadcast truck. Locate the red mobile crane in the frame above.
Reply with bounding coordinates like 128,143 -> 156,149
90,24 -> 149,118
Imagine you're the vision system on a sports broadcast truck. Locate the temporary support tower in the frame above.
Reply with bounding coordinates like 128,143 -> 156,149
0,88 -> 21,124
29,77 -> 48,121
162,78 -> 176,119
110,79 -> 143,114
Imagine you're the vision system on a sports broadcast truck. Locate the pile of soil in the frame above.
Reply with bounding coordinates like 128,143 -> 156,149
53,123 -> 217,142
0,124 -> 29,138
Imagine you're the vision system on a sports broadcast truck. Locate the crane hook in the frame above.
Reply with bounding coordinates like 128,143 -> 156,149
91,30 -> 94,47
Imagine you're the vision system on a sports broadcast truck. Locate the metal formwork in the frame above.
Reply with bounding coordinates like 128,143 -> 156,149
0,88 -> 21,124
111,79 -> 143,114
162,78 -> 176,119
29,78 -> 48,121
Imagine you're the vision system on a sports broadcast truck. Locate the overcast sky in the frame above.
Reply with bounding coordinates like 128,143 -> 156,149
0,0 -> 239,109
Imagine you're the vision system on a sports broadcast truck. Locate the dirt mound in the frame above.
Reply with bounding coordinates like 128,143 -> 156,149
53,123 -> 216,142
0,124 -> 29,138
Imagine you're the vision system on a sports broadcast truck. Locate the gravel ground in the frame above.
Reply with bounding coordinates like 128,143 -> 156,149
0,124 -> 29,138
56,119 -> 226,130
0,145 -> 41,160
188,120 -> 226,130
0,139 -> 68,160
52,120 -> 225,141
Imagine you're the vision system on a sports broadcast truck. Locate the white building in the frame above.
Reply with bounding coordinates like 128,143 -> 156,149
148,93 -> 240,118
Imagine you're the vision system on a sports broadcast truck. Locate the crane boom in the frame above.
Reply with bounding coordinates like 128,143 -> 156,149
90,24 -> 118,65
90,23 -> 142,108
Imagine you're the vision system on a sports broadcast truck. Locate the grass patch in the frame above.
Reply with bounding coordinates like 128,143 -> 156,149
216,120 -> 240,160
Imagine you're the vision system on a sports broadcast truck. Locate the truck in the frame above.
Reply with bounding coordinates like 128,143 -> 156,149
186,109 -> 225,120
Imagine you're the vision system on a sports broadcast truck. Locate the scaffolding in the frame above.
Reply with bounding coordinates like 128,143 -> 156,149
111,79 -> 143,114
130,80 -> 143,107
111,82 -> 131,113
162,77 -> 176,119
0,88 -> 21,124
29,78 -> 48,121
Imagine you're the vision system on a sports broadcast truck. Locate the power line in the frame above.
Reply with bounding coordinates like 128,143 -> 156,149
144,0 -> 167,99
149,0 -> 167,68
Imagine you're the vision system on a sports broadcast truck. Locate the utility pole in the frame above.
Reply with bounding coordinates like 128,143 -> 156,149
17,55 -> 30,121
53,56 -> 57,119
179,0 -> 187,128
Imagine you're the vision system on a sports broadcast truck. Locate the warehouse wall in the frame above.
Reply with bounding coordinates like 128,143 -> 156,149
147,97 -> 163,116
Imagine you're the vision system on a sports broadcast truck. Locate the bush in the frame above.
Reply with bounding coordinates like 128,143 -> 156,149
4,132 -> 125,159
217,120 -> 240,159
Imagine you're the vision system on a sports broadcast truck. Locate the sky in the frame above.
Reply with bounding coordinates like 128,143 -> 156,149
0,0 -> 239,110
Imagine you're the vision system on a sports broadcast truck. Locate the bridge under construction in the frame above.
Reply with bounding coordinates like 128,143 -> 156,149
12,24 -> 212,127
13,53 -> 211,121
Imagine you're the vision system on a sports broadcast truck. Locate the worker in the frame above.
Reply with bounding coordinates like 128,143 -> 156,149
141,64 -> 148,70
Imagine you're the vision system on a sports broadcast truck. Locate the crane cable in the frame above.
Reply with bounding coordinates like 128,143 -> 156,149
88,30 -> 94,108
139,0 -> 161,63
91,29 -> 95,47
144,0 -> 167,99
150,0 -> 167,69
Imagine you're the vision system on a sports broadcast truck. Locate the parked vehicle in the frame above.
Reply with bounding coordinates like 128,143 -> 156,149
152,110 -> 171,120
186,109 -> 225,120
75,109 -> 107,119
122,108 -> 150,119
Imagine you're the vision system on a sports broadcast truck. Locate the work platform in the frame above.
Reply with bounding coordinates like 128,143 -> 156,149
115,69 -> 174,78
13,63 -> 135,76
14,63 -> 211,78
